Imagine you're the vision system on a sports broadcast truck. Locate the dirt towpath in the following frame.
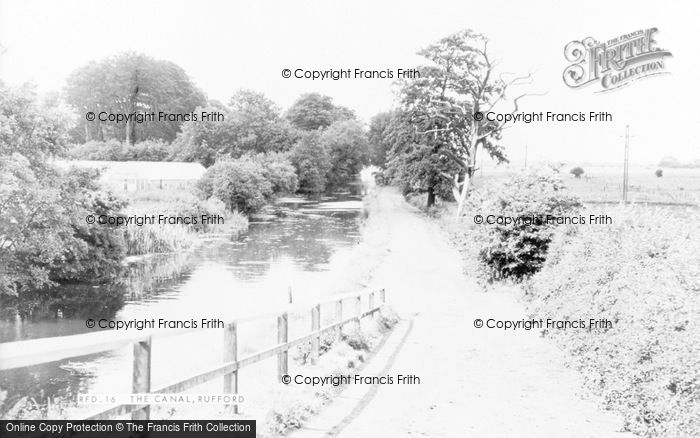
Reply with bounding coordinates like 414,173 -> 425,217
328,187 -> 632,438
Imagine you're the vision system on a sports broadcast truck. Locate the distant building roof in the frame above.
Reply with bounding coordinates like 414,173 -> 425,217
53,160 -> 206,181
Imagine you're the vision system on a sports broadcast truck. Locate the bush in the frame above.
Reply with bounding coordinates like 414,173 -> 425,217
247,152 -> 298,195
570,166 -> 584,178
67,139 -> 125,160
67,139 -> 170,161
198,153 -> 298,213
471,172 -> 581,280
528,206 -> 700,437
655,168 -> 663,178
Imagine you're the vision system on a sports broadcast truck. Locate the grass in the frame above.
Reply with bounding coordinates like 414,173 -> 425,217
410,171 -> 700,437
259,309 -> 400,437
124,224 -> 195,256
470,165 -> 700,206
119,186 -> 249,256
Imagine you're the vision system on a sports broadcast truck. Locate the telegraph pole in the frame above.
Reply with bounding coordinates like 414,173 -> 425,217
524,144 -> 528,169
622,125 -> 630,202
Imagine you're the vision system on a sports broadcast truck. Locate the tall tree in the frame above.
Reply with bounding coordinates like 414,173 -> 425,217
400,29 -> 531,217
289,131 -> 332,194
285,93 -> 355,131
368,110 -> 396,168
0,83 -> 125,295
320,120 -> 370,189
172,90 -> 298,166
227,89 -> 297,154
64,52 -> 206,144
0,82 -> 75,165
382,110 -> 461,207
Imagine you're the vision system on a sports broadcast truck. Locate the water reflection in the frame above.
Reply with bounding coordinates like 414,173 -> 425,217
0,194 -> 363,418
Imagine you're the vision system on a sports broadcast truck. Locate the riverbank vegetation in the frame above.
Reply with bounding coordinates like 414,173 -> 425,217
261,310 -> 399,437
1,52 -> 372,297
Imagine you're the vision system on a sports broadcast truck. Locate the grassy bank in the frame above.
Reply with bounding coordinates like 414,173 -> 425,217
122,188 -> 249,256
408,173 -> 700,437
259,311 -> 399,437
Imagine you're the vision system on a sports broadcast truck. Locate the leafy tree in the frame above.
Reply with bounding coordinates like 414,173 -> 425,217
382,110 -> 461,206
289,132 -> 332,194
570,167 -> 584,178
172,90 -> 298,166
0,82 -> 75,166
320,120 -> 370,190
170,104 -> 235,166
48,168 -> 127,283
399,29 -> 532,217
0,155 -> 70,294
367,110 -> 395,168
64,52 -> 206,144
227,89 -> 298,155
0,83 -> 126,295
285,93 -> 355,131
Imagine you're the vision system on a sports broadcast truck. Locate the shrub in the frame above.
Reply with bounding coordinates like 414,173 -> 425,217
67,139 -> 125,160
528,206 -> 700,437
247,152 -> 298,195
198,158 -> 272,213
472,172 -> 582,280
123,139 -> 170,161
570,166 -> 584,178
655,168 -> 663,178
67,139 -> 170,161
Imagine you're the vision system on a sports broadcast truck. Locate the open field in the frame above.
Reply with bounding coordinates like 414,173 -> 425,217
471,165 -> 700,206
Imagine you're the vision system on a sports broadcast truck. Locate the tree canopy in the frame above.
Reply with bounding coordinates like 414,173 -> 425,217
171,89 -> 297,166
64,52 -> 206,144
285,92 -> 355,131
394,29 -> 529,213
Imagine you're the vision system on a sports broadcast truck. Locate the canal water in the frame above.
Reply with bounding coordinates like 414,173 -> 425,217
0,194 -> 364,418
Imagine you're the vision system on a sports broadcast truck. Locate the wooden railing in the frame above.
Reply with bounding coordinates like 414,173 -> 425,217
0,288 -> 386,420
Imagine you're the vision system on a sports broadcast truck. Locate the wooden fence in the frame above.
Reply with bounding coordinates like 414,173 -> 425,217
0,288 -> 386,420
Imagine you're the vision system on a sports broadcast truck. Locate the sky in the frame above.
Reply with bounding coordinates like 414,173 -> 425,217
1,0 -> 698,165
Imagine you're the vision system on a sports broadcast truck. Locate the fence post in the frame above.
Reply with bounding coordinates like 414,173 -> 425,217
132,337 -> 152,420
369,291 -> 376,320
336,299 -> 343,342
311,304 -> 321,365
224,322 -> 238,414
379,288 -> 386,318
277,313 -> 288,381
355,295 -> 362,330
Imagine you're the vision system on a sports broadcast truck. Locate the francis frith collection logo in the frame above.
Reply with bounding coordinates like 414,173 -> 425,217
563,28 -> 672,92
